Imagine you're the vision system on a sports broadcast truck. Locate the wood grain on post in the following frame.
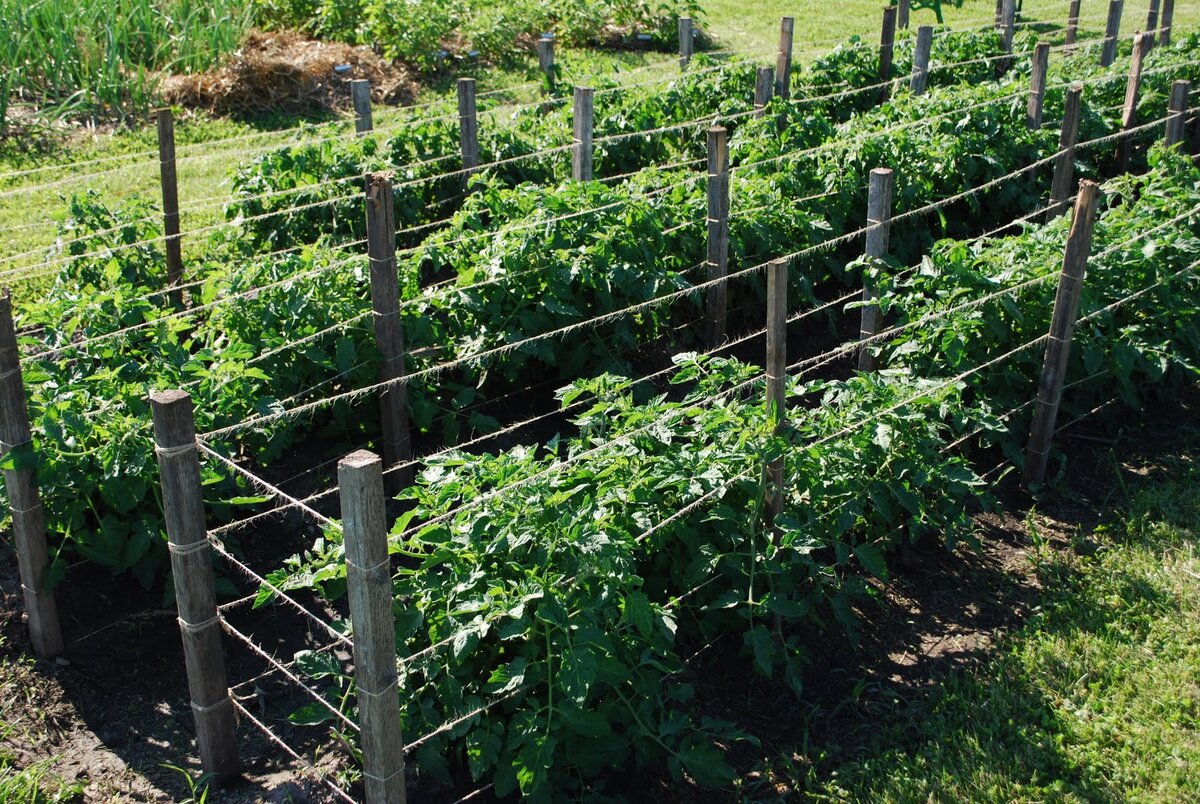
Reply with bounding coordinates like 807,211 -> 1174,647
898,0 -> 911,30
0,292 -> 62,659
339,450 -> 406,804
538,36 -> 555,87
1049,84 -> 1084,221
1166,80 -> 1190,147
457,78 -> 480,178
765,258 -> 788,524
910,25 -> 934,95
1023,181 -> 1101,486
1101,0 -> 1125,67
365,174 -> 412,496
1065,0 -> 1082,46
679,17 -> 694,70
879,6 -> 898,105
858,168 -> 894,373
1027,42 -> 1051,130
1116,32 -> 1152,173
776,17 -> 795,100
705,127 -> 730,349
754,66 -> 775,119
1160,0 -> 1175,45
156,109 -> 184,308
998,0 -> 1018,76
1146,0 -> 1160,48
573,86 -> 594,181
150,390 -> 239,780
351,79 -> 373,135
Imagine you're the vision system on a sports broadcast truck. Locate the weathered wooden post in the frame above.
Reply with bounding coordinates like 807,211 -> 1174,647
858,169 -> 895,373
457,78 -> 480,178
879,5 -> 898,104
679,17 -> 694,70
1166,80 -> 1190,147
765,258 -> 787,524
1116,32 -> 1152,173
898,0 -> 911,30
339,450 -> 407,804
776,17 -> 795,100
706,126 -> 730,349
538,35 -> 556,87
573,87 -> 594,181
754,67 -> 775,119
351,79 -> 373,135
998,0 -> 1018,76
1028,41 -> 1051,130
1145,0 -> 1160,49
1065,0 -> 1083,47
1049,84 -> 1084,221
1101,0 -> 1125,67
0,292 -> 62,659
911,25 -> 934,95
1023,181 -> 1101,486
364,174 -> 413,496
150,390 -> 239,780
156,109 -> 185,308
1160,0 -> 1175,45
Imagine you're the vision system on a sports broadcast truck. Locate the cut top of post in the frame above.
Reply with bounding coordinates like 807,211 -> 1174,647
149,389 -> 197,448
707,126 -> 728,174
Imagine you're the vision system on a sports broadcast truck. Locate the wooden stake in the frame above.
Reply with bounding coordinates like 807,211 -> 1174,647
754,66 -> 775,119
365,174 -> 412,496
457,78 -> 479,178
351,79 -> 373,135
1065,0 -> 1082,46
156,109 -> 184,308
898,0 -> 911,30
679,17 -> 694,70
0,292 -> 62,659
1160,0 -> 1175,45
776,17 -> 795,100
1145,0 -> 1160,49
1049,84 -> 1084,221
858,168 -> 894,373
1023,181 -> 1101,486
150,390 -> 239,780
572,87 -> 594,181
705,127 -> 729,349
1028,42 -> 1051,130
998,0 -> 1018,76
910,25 -> 934,95
765,258 -> 787,524
1101,0 -> 1125,67
538,36 -> 555,87
1117,32 -> 1152,173
339,450 -> 407,804
879,6 -> 898,104
1166,80 -> 1190,147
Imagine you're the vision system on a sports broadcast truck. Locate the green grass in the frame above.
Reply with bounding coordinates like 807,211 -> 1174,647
748,430 -> 1200,801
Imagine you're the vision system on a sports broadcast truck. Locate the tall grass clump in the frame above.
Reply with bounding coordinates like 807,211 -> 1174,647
0,0 -> 253,129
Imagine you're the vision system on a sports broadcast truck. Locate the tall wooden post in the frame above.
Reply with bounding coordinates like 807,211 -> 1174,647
1065,0 -> 1083,46
1166,80 -> 1190,147
1028,42 -> 1051,130
765,259 -> 787,524
573,87 -> 594,181
150,391 -> 239,780
898,0 -> 911,30
0,292 -> 62,659
1023,181 -> 1101,486
351,80 -> 373,135
911,25 -> 934,95
879,5 -> 898,105
1049,84 -> 1084,221
1117,32 -> 1152,173
705,127 -> 729,349
679,17 -> 694,70
156,109 -> 184,308
776,17 -> 795,100
1101,0 -> 1125,67
858,169 -> 894,373
1160,0 -> 1175,45
1145,0 -> 1160,48
365,175 -> 412,496
339,450 -> 407,804
457,78 -> 479,178
538,36 -> 555,87
998,0 -> 1018,76
754,67 -> 775,119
